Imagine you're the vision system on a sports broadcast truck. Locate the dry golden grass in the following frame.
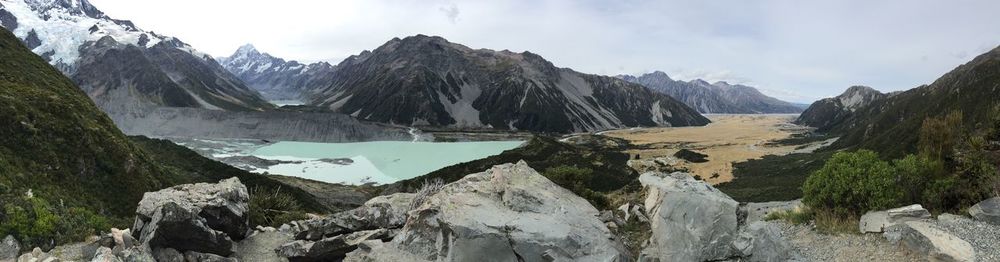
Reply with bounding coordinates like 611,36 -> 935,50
603,114 -> 815,184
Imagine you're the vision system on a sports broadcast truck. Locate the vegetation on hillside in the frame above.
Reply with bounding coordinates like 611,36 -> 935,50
797,110 -> 1000,232
717,151 -> 833,202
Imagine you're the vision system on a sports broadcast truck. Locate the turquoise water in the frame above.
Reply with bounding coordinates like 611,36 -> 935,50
251,141 -> 523,184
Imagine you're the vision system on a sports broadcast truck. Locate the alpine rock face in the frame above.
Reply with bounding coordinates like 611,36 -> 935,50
794,85 -> 886,131
0,0 -> 271,111
302,35 -> 710,133
618,71 -> 805,114
217,44 -> 336,102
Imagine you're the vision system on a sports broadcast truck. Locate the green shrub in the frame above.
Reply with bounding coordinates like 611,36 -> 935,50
893,154 -> 946,204
543,165 -> 610,209
248,186 -> 308,227
0,195 -> 110,250
802,150 -> 903,216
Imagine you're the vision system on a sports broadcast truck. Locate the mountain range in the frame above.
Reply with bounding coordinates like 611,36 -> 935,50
216,44 -> 336,101
221,35 -> 711,133
617,71 -> 805,114
0,0 -> 271,112
797,45 -> 1000,157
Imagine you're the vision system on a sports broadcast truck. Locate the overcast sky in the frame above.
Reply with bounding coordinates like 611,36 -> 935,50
89,0 -> 1000,103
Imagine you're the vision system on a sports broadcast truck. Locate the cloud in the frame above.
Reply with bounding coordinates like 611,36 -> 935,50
86,0 -> 1000,103
439,3 -> 460,24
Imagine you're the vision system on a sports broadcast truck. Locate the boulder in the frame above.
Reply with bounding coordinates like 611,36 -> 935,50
969,197 -> 1000,225
885,221 -> 975,262
860,204 -> 931,233
91,247 -> 121,262
1,235 -> 20,260
733,222 -> 800,262
638,172 -> 739,261
151,248 -> 184,262
293,193 -> 415,241
183,251 -> 237,262
278,229 -> 391,262
132,178 -> 249,256
346,161 -> 630,261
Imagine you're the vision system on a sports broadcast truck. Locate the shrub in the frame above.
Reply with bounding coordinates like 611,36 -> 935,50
0,195 -> 110,250
893,154 -> 946,204
764,207 -> 814,225
248,186 -> 308,227
802,150 -> 903,216
408,179 -> 445,210
919,111 -> 963,160
543,165 -> 610,209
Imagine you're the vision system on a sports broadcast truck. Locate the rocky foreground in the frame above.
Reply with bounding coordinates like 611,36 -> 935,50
3,162 -> 999,262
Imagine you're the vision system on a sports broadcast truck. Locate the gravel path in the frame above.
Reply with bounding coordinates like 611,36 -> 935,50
776,222 -> 921,262
932,214 -> 1000,261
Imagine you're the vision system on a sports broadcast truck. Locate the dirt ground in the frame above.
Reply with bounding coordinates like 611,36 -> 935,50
602,114 -> 824,184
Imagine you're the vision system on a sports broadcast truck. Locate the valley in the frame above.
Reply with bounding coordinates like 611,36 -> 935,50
603,114 -> 835,184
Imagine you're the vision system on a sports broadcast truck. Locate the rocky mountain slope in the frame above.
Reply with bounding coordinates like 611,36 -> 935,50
217,44 -> 336,101
301,35 -> 710,133
799,46 -> 1000,157
0,0 -> 272,111
618,71 -> 805,114
795,85 -> 886,132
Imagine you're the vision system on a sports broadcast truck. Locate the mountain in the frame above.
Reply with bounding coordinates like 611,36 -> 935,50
794,85 -> 886,132
302,35 -> 710,133
0,0 -> 271,111
802,46 -> 1000,157
0,25 -> 325,245
217,44 -> 336,101
618,71 -> 805,114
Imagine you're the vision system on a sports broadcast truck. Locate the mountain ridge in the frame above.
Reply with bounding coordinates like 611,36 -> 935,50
618,71 -> 805,114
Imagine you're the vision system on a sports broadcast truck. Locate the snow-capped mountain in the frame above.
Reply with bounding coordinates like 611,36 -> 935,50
217,44 -> 336,101
618,72 -> 805,114
0,0 -> 271,111
794,85 -> 886,131
302,35 -> 710,133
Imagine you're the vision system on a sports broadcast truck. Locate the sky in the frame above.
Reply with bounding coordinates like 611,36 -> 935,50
88,0 -> 1000,103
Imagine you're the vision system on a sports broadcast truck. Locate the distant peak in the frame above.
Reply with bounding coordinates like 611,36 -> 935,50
645,71 -> 672,80
690,79 -> 712,86
714,81 -> 732,86
26,0 -> 105,18
840,85 -> 880,96
237,44 -> 257,53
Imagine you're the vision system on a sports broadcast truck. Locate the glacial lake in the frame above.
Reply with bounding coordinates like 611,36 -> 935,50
250,141 -> 524,185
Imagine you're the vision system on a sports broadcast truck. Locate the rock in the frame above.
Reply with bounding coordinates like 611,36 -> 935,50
742,200 -> 803,224
90,247 -> 121,262
630,204 -> 649,223
733,222 -> 799,262
638,172 -> 739,261
618,203 -> 632,222
1,235 -> 20,260
233,230 -> 293,262
151,248 -> 184,262
293,193 -> 415,241
183,251 -> 237,262
346,161 -> 630,261
117,246 -> 155,262
81,235 -> 115,261
278,229 -> 391,261
969,197 -> 1000,225
860,204 -> 931,233
886,221 -> 975,262
132,178 -> 249,256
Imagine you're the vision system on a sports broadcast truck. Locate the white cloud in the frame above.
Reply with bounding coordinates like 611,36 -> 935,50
87,0 -> 1000,103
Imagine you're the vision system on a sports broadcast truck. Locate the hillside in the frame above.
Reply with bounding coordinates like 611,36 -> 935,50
804,46 -> 1000,157
795,86 -> 886,132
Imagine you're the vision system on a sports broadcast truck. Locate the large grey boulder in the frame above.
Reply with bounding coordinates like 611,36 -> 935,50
1,235 -> 20,260
969,197 -> 1000,225
860,204 -> 931,233
292,193 -> 414,241
733,222 -> 800,262
346,161 -> 630,261
885,221 -> 975,262
132,177 -> 249,256
638,172 -> 739,261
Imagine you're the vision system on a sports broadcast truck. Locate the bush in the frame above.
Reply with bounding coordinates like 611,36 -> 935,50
248,186 -> 308,227
893,154 -> 946,204
543,165 -> 610,209
0,195 -> 110,250
802,150 -> 903,216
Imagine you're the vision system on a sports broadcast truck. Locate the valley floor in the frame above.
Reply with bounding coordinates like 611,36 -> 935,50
603,114 -> 833,184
